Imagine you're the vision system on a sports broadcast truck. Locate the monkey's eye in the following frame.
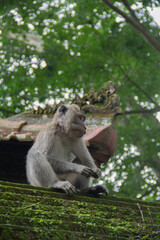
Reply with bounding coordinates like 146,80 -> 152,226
58,105 -> 68,115
79,114 -> 86,122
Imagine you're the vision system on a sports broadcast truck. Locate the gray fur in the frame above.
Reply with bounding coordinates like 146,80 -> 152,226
26,104 -> 107,194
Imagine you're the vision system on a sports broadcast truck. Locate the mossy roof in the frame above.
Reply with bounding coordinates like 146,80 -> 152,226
0,180 -> 160,239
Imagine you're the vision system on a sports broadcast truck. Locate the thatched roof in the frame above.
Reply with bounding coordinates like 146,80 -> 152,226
0,180 -> 160,239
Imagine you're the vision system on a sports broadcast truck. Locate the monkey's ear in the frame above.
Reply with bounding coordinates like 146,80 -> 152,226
58,105 -> 68,115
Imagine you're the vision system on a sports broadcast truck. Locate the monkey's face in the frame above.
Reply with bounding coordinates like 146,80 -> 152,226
58,104 -> 86,138
71,111 -> 86,138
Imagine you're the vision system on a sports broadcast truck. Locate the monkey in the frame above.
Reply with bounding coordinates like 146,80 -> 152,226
26,104 -> 109,195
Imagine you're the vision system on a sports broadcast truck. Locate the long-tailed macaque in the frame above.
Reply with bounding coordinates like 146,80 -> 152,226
26,104 -> 108,195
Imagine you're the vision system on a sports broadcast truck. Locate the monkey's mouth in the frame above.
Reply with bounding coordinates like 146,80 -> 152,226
72,123 -> 86,135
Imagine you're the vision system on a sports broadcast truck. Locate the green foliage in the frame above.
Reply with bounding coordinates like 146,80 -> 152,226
0,0 -> 159,201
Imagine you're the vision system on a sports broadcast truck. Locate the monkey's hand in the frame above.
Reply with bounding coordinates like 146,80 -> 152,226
79,166 -> 96,178
52,180 -> 76,195
90,168 -> 101,178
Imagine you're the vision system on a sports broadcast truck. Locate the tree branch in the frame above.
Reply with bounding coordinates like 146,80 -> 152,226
124,107 -> 160,115
138,184 -> 158,200
102,0 -> 160,54
117,64 -> 159,107
0,108 -> 15,115
116,106 -> 160,117
102,0 -> 142,30
121,0 -> 140,22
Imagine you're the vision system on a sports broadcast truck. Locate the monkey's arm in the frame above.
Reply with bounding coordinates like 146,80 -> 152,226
51,160 -> 94,178
71,139 -> 101,178
27,150 -> 58,187
27,150 -> 76,194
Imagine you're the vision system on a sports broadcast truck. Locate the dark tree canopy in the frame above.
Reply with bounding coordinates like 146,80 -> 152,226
0,0 -> 160,201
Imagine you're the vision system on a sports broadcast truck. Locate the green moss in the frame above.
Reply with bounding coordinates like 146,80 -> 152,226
0,180 -> 160,239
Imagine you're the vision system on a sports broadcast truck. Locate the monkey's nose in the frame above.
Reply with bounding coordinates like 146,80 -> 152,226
82,123 -> 86,130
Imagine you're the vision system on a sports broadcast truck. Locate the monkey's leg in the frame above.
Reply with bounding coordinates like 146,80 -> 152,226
75,173 -> 109,195
27,150 -> 76,194
74,174 -> 91,191
72,158 -> 108,195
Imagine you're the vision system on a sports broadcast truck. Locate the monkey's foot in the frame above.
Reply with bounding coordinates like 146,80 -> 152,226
83,185 -> 109,195
52,181 -> 76,195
